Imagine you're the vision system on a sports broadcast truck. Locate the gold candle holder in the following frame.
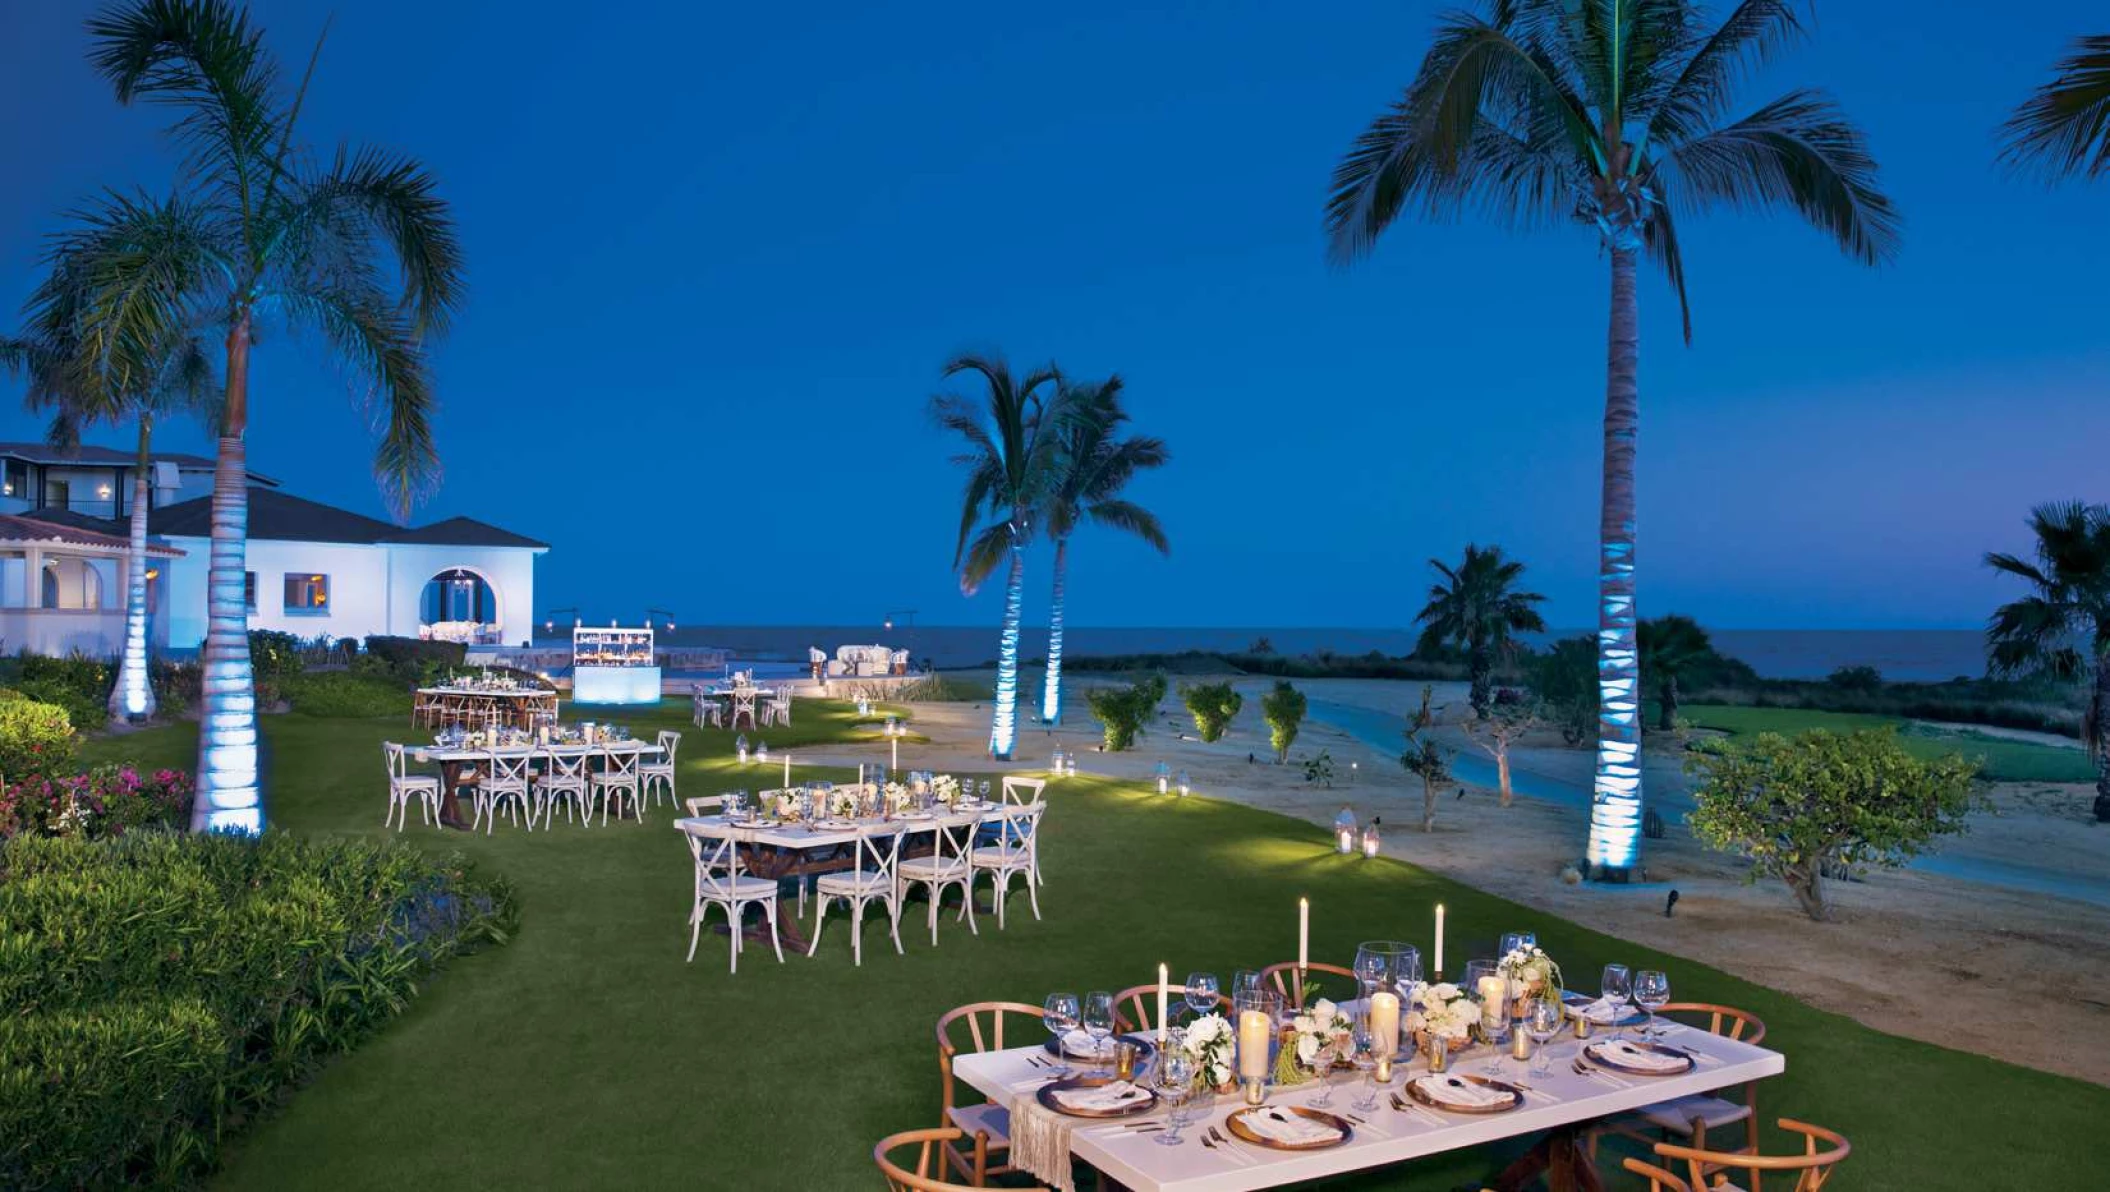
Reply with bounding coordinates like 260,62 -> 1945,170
1243,1077 -> 1266,1106
1427,1036 -> 1449,1074
1511,1029 -> 1533,1062
1375,1056 -> 1392,1083
1574,1012 -> 1594,1039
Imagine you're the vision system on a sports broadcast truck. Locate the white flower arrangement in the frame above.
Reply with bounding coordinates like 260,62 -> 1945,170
882,782 -> 911,814
826,786 -> 860,818
1288,998 -> 1354,1070
931,774 -> 962,805
1180,1012 -> 1235,1089
1498,945 -> 1563,1000
1408,981 -> 1480,1042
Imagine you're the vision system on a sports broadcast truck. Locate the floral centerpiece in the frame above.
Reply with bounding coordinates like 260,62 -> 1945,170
826,785 -> 860,818
1407,982 -> 1479,1054
882,782 -> 911,814
1181,1013 -> 1236,1091
931,774 -> 962,806
1275,998 -> 1353,1084
1499,944 -> 1563,1007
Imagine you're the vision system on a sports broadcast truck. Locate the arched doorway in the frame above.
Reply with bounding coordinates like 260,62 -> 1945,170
420,567 -> 500,643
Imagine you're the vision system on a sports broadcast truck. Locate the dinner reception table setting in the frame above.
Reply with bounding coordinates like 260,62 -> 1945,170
396,723 -> 662,829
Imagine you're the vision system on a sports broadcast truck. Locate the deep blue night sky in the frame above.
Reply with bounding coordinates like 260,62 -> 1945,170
3,1 -> 2105,632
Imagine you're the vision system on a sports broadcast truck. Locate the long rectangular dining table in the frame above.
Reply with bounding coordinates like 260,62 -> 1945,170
408,739 -> 663,828
949,1018 -> 1783,1192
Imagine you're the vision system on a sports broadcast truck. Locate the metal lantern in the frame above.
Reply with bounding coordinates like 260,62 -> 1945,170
1155,761 -> 1171,795
1177,769 -> 1190,798
1361,818 -> 1382,859
736,734 -> 750,764
1066,756 -> 1078,777
1334,805 -> 1358,855
1051,748 -> 1067,777
756,740 -> 770,763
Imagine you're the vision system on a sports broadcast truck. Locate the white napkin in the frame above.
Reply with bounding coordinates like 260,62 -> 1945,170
1242,1107 -> 1342,1145
1569,997 -> 1628,1024
1059,1030 -> 1114,1058
1589,1039 -> 1687,1072
1052,1081 -> 1150,1113
1411,1075 -> 1512,1108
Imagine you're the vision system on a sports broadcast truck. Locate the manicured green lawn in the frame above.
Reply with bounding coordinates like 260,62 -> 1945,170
82,700 -> 2107,1190
1682,703 -> 2095,783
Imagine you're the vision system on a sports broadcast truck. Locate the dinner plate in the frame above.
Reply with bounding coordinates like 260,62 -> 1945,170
1042,1031 -> 1158,1064
1403,1073 -> 1524,1114
1223,1105 -> 1354,1150
1583,1039 -> 1696,1076
1036,1075 -> 1157,1119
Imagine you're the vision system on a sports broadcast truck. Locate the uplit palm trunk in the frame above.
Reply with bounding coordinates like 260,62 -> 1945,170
1587,245 -> 1643,879
1041,538 -> 1069,725
989,539 -> 1026,760
190,317 -> 260,834
109,415 -> 157,721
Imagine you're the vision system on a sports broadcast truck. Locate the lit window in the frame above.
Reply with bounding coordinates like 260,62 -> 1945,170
284,573 -> 329,613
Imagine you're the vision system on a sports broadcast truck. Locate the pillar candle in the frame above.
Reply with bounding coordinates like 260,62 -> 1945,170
1157,964 -> 1169,1044
891,737 -> 898,771
1298,898 -> 1310,973
783,755 -> 791,786
1477,975 -> 1508,1014
1237,1009 -> 1272,1081
1369,990 -> 1400,1058
1434,904 -> 1446,975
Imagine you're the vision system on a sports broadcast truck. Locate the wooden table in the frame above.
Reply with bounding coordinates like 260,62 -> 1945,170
414,686 -> 561,731
948,1020 -> 1782,1192
408,739 -> 662,829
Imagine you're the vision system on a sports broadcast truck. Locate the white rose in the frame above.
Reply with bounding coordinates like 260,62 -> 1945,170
1311,999 -> 1337,1024
1296,1033 -> 1320,1064
1293,1014 -> 1316,1036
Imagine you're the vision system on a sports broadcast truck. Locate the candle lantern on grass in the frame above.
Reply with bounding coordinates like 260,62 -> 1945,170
756,741 -> 770,764
1176,769 -> 1190,798
1334,805 -> 1358,855
736,734 -> 750,764
1361,817 -> 1382,859
1154,761 -> 1170,795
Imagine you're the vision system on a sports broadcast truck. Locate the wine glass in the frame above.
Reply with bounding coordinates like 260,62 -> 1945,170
1349,1008 -> 1382,1112
1601,964 -> 1632,1041
1353,942 -> 1390,998
1185,972 -> 1220,1020
1634,970 -> 1670,1042
1044,992 -> 1081,1078
979,779 -> 993,801
1155,1047 -> 1195,1146
1526,996 -> 1563,1076
1231,969 -> 1263,998
1083,990 -> 1116,1061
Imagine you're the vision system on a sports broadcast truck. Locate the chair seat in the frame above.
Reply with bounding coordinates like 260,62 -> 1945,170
699,875 -> 779,901
591,772 -> 639,785
640,762 -> 675,776
391,776 -> 441,791
969,846 -> 1028,867
900,857 -> 969,880
946,1100 -> 1012,1146
535,775 -> 587,789
1630,1093 -> 1754,1135
816,869 -> 894,896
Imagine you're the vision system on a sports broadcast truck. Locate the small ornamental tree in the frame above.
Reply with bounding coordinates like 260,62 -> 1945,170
1687,728 -> 1982,921
1259,681 -> 1306,763
1400,685 -> 1453,831
1181,681 -> 1243,743
1085,679 -> 1158,752
1460,692 -> 1537,806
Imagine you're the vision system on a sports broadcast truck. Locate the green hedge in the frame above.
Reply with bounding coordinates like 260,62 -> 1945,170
362,636 -> 466,685
0,832 -> 517,1189
285,671 -> 414,718
0,693 -> 77,780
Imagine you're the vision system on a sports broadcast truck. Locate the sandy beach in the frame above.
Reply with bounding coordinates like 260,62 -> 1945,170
830,673 -> 2110,1087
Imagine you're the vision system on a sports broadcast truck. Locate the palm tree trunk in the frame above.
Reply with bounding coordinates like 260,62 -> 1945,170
1041,537 -> 1069,726
1496,745 -> 1513,808
1586,245 -> 1643,881
190,316 -> 261,834
989,541 -> 1026,760
109,415 -> 157,721
2094,655 -> 2110,823
1468,638 -> 1492,717
1659,675 -> 1679,733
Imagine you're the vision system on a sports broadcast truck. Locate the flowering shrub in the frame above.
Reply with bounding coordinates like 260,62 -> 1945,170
0,765 -> 194,841
0,693 -> 77,782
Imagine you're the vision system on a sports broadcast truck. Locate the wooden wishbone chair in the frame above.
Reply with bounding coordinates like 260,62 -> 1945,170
1623,1157 -> 1694,1192
1112,982 -> 1176,1037
1651,1118 -> 1850,1192
876,1127 -> 1051,1192
1593,1002 -> 1768,1167
934,1001 -> 1044,1187
1257,961 -> 1359,1010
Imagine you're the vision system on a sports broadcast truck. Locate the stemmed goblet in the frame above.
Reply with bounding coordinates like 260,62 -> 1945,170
1635,970 -> 1670,1042
1601,964 -> 1633,1041
1044,992 -> 1081,1079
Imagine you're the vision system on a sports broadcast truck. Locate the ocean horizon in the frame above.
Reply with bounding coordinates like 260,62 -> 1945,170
575,624 -> 1993,682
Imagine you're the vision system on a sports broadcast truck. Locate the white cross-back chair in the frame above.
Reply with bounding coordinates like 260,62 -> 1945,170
897,813 -> 978,946
473,750 -> 533,834
533,746 -> 591,827
681,826 -> 784,973
382,742 -> 440,831
969,802 -> 1045,929
732,691 -> 757,730
767,688 -> 792,727
808,823 -> 905,966
640,730 -> 681,812
693,689 -> 724,728
1000,778 -> 1049,885
683,793 -> 725,816
589,747 -> 643,825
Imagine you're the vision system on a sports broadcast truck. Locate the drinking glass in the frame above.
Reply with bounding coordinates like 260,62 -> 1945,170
1185,972 -> 1220,1020
1353,943 -> 1390,997
1231,969 -> 1263,998
1044,992 -> 1081,1078
1635,970 -> 1670,1042
1525,996 -> 1563,1076
1083,990 -> 1116,1060
1480,995 -> 1511,1076
1349,1010 -> 1382,1112
1601,964 -> 1632,1041
979,780 -> 993,801
1156,1048 -> 1195,1145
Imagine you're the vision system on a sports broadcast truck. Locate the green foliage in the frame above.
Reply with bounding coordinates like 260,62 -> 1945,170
1414,544 -> 1547,716
1827,664 -> 1884,693
1683,704 -> 2093,784
285,672 -> 414,719
1303,750 -> 1335,787
893,674 -> 996,703
1259,680 -> 1306,763
2,652 -> 114,733
0,832 -> 516,1189
1687,729 -> 1982,921
149,658 -> 199,717
1529,636 -> 1600,748
1180,681 -> 1243,743
1400,685 -> 1453,831
247,629 -> 306,681
1637,614 -> 1713,730
362,636 -> 466,685
0,694 -> 77,781
0,764 -> 192,840
1085,678 -> 1160,752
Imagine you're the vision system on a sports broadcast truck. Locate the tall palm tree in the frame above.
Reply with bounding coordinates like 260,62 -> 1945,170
1986,501 -> 2110,823
1328,0 -> 1899,878
74,0 -> 464,832
1636,613 -> 1711,730
11,252 -> 215,722
1414,543 -> 1546,717
1038,376 -> 1169,725
2000,35 -> 2110,181
930,352 -> 1064,759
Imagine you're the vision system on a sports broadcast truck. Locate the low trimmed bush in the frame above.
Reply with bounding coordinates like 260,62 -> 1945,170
1179,681 -> 1243,742
0,832 -> 516,1189
0,693 -> 77,781
285,671 -> 415,718
363,635 -> 467,685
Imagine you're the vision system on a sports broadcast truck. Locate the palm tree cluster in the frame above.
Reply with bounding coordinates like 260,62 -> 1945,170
4,0 -> 464,831
1985,502 -> 2110,823
930,354 -> 1169,759
1414,543 -> 1546,717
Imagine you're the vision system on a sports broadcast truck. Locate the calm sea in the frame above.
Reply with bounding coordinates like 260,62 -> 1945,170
579,625 -> 1989,682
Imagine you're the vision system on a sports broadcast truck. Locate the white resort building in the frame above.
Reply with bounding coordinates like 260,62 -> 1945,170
0,442 -> 547,656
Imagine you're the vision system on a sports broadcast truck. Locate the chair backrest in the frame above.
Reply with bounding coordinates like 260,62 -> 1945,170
484,750 -> 531,787
1623,1158 -> 1693,1192
541,746 -> 589,781
681,827 -> 746,898
683,794 -> 725,816
1258,961 -> 1360,1010
853,823 -> 904,879
601,746 -> 640,778
1000,776 -> 1046,806
656,729 -> 681,762
875,1127 -> 1051,1192
927,813 -> 973,863
935,1001 -> 1049,1114
1657,1002 -> 1766,1048
383,741 -> 411,781
1654,1118 -> 1850,1192
987,802 -> 1045,858
1111,981 -> 1181,1036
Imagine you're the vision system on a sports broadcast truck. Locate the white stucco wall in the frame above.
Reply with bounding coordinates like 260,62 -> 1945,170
380,544 -> 539,646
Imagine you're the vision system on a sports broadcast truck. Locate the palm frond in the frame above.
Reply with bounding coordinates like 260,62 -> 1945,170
1656,89 -> 1901,266
1642,0 -> 1808,152
279,145 -> 467,335
1999,34 -> 2110,182
958,521 -> 1014,594
1084,499 -> 1170,556
276,281 -> 439,519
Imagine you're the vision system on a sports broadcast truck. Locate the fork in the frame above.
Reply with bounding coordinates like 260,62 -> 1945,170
1572,1058 -> 1630,1088
1208,1125 -> 1256,1164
